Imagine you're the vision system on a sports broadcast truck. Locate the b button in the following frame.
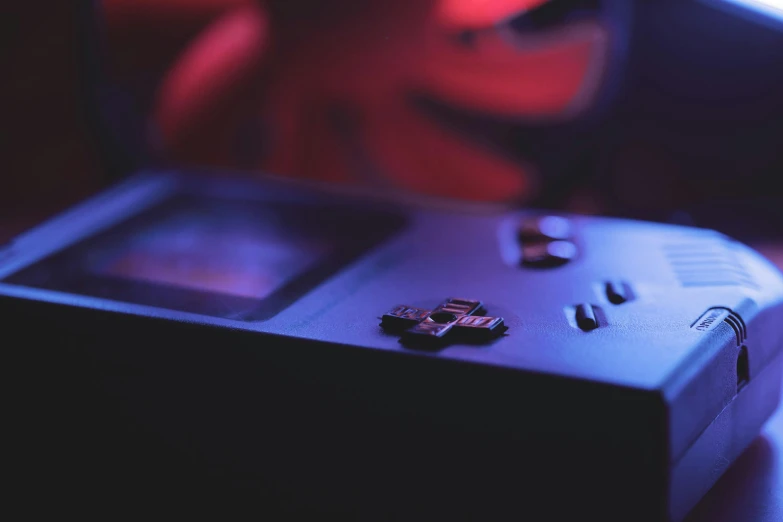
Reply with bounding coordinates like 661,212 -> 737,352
521,240 -> 578,268
518,215 -> 572,242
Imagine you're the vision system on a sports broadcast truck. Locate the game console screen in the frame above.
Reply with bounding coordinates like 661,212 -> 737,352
94,206 -> 329,300
5,193 -> 405,320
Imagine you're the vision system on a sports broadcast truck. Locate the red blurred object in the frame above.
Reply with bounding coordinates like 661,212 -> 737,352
104,0 -> 608,203
437,0 -> 548,28
155,4 -> 269,167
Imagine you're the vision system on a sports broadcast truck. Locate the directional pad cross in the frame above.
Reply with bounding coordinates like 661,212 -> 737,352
381,298 -> 507,347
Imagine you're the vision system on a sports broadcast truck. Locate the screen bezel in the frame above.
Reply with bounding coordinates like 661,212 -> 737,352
4,191 -> 407,321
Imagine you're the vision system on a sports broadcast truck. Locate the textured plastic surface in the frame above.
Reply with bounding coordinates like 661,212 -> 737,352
2,171 -> 783,521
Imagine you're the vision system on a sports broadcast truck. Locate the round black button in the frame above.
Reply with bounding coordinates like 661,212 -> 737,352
521,240 -> 577,268
429,312 -> 458,324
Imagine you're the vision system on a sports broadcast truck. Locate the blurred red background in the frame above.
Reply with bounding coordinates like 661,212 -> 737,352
105,0 -> 610,203
2,0 -> 782,242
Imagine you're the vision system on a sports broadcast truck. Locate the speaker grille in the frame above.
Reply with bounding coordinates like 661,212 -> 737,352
664,236 -> 756,289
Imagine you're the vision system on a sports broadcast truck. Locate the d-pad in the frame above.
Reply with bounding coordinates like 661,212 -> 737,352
381,298 -> 507,347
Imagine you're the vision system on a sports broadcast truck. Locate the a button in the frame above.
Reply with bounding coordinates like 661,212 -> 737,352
521,240 -> 577,268
575,304 -> 599,331
605,281 -> 631,304
518,215 -> 572,242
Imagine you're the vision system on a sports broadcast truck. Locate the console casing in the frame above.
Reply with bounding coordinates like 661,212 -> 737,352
3,172 -> 782,521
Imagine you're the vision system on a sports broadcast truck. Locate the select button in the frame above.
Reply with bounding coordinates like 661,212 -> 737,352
575,304 -> 599,331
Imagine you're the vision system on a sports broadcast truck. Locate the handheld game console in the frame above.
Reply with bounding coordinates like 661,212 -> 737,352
2,171 -> 782,520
